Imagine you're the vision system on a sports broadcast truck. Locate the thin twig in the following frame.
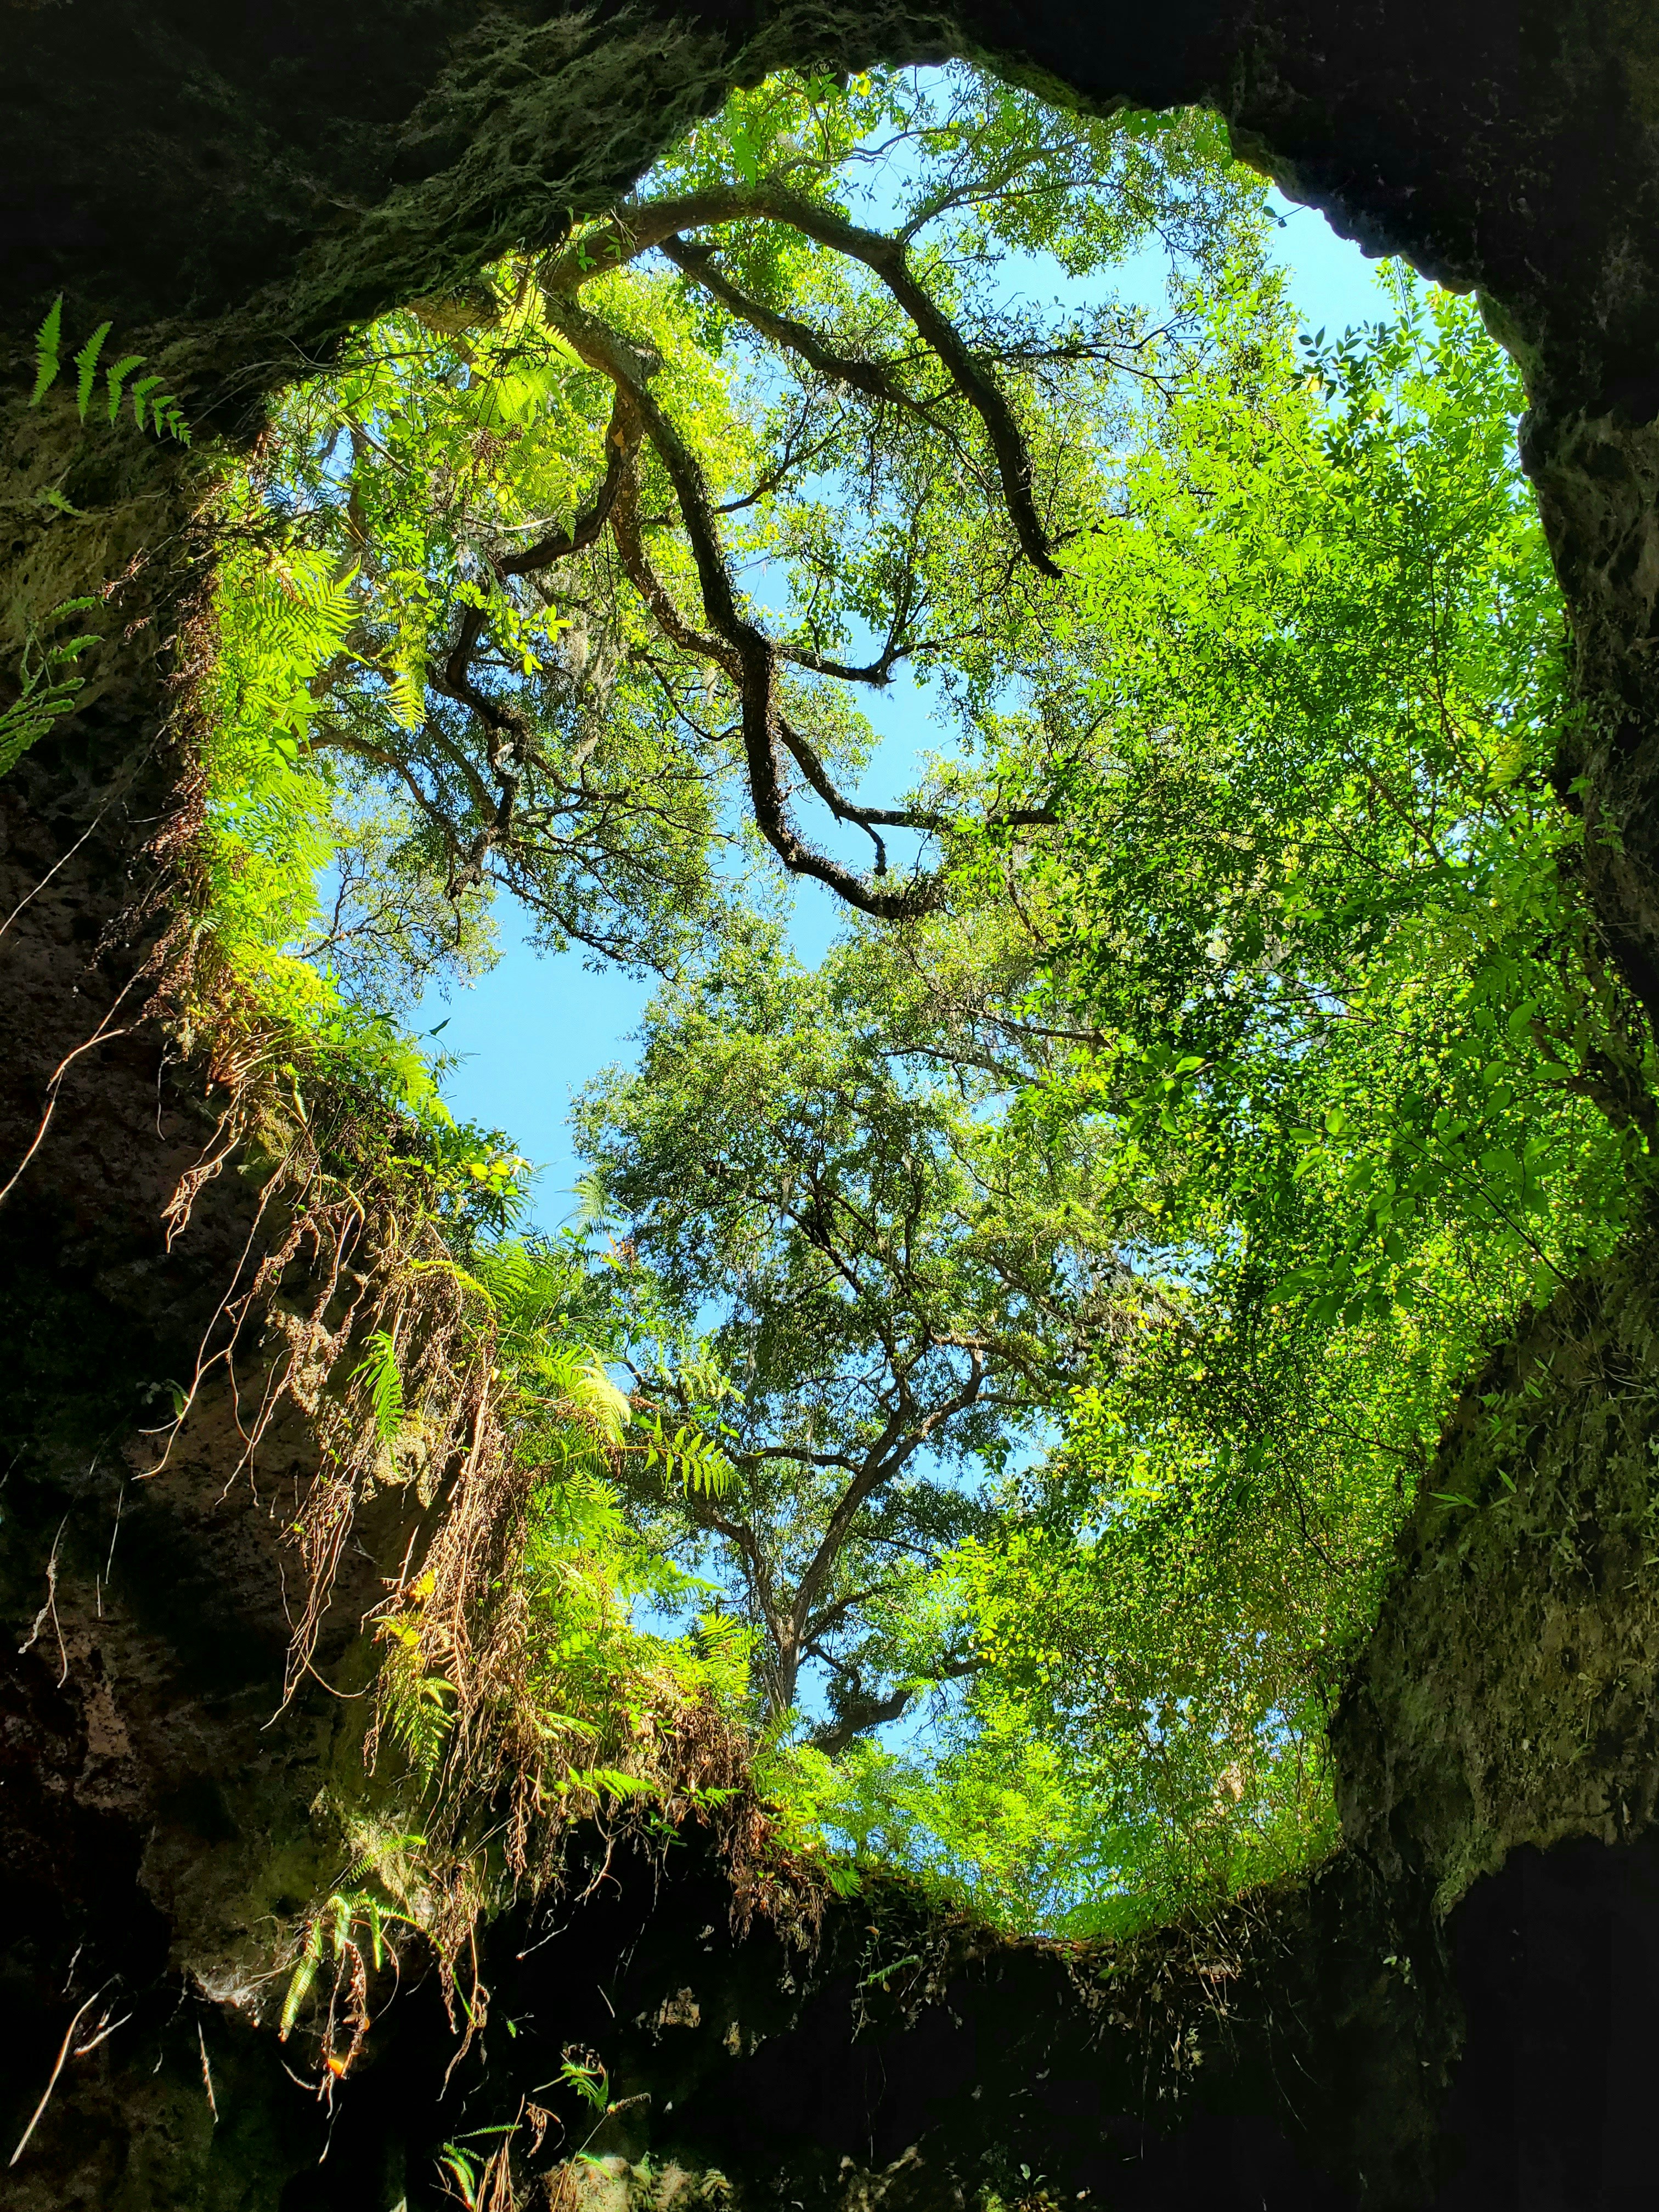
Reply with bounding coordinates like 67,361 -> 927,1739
10,1987 -> 107,2166
197,2022 -> 219,2121
0,810 -> 105,947
18,1515 -> 69,1687
0,969 -> 145,1209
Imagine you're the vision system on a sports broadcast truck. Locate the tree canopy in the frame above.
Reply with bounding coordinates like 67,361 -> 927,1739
195,62 -> 1654,1938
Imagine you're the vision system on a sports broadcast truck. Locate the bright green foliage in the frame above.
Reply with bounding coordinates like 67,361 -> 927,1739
754,278 -> 1647,1933
352,1329 -> 406,1443
279,1886 -> 411,2040
576,269 -> 1652,1932
204,523 -> 499,1028
200,64 -> 1650,1945
370,1235 -> 757,1820
576,918 -> 1131,1741
210,64 -> 1260,973
1043,274 -> 1636,1329
27,295 -> 191,441
29,297 -> 61,407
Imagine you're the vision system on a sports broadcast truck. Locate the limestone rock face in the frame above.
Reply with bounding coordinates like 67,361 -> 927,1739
4,4 -> 1659,2206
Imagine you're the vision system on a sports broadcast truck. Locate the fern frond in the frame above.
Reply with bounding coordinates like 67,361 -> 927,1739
279,1917 -> 325,2038
24,307 -> 189,443
564,1352 -> 631,1446
567,1765 -> 660,1802
1,689 -> 73,776
389,596 -> 429,730
128,373 -> 163,430
72,322 -> 111,421
47,596 -> 100,625
439,2144 -> 484,2209
0,600 -> 101,778
405,1254 -> 495,1310
30,297 -> 61,405
380,1650 -> 456,1782
640,1412 -> 733,1496
352,1328 -> 405,1441
569,1167 -> 610,1233
104,353 -> 146,421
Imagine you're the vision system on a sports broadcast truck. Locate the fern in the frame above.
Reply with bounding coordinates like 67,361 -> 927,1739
0,599 -> 100,777
393,1668 -> 456,1781
376,1601 -> 457,1785
73,322 -> 111,419
103,354 -> 146,422
640,1409 -> 733,1497
565,1764 -> 661,1803
390,608 -> 428,730
30,298 -> 60,405
378,566 -> 431,730
249,552 -> 359,666
559,2055 -> 611,2113
279,1915 -> 325,2037
279,1887 -> 410,2040
27,296 -> 191,444
127,373 -> 163,427
352,1327 -> 405,1441
438,2143 -> 483,2209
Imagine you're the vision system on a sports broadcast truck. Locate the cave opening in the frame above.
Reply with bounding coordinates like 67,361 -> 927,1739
5,5 -> 1659,2208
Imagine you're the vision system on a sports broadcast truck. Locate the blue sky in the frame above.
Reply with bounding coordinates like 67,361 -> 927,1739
420,187 -> 1395,1222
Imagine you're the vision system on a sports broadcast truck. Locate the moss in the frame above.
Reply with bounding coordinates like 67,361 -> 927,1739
1335,1204 -> 1659,1913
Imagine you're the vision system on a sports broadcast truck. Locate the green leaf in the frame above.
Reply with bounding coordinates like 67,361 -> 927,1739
30,297 -> 61,405
128,374 -> 163,430
104,354 -> 146,421
352,1329 -> 405,1442
73,322 -> 112,421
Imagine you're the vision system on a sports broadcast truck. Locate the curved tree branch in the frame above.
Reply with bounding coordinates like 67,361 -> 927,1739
548,184 -> 1064,578
415,396 -> 642,892
659,234 -> 941,427
542,287 -> 943,921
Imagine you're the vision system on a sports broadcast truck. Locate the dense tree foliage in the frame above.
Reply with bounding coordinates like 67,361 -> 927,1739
210,66 -> 1248,987
195,64 -> 1652,1936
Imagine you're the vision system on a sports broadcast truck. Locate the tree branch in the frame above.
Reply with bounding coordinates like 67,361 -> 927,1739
542,287 -> 942,921
659,235 -> 941,428
548,183 -> 1063,578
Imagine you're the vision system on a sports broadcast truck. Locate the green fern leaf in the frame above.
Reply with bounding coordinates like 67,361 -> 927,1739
0,701 -> 60,777
279,1917 -> 324,2038
559,2055 -> 610,2112
30,297 -> 61,405
0,600 -> 101,777
73,322 -> 112,421
352,1328 -> 404,1441
104,354 -> 146,422
128,373 -> 163,430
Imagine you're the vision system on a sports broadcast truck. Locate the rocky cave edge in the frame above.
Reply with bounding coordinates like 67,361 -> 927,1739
4,2 -> 1659,2205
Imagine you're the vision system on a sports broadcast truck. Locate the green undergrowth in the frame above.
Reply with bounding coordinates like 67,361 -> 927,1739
179,549 -> 826,2077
